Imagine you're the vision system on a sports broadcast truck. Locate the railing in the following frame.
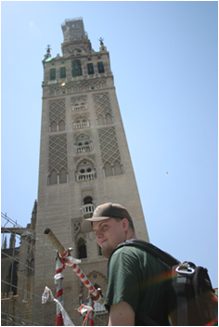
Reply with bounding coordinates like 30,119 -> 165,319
76,171 -> 96,181
81,204 -> 95,217
76,144 -> 92,153
72,104 -> 87,111
73,122 -> 89,129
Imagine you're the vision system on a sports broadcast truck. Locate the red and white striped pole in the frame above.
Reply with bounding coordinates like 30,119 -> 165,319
55,256 -> 64,326
69,261 -> 100,301
44,228 -> 104,305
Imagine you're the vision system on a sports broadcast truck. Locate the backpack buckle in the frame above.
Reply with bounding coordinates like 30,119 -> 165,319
175,262 -> 195,275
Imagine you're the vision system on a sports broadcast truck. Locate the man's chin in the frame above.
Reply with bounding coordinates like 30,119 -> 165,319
102,246 -> 113,259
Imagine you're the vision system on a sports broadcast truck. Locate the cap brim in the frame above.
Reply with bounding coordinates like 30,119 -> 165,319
81,216 -> 110,233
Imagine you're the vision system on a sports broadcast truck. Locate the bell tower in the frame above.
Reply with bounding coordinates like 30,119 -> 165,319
34,18 -> 149,325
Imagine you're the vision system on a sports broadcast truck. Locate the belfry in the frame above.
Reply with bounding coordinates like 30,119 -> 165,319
33,18 -> 149,325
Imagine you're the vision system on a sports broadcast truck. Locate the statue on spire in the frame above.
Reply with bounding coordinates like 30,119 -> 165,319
99,37 -> 104,46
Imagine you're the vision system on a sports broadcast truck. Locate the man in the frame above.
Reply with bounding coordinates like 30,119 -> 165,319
81,203 -> 169,326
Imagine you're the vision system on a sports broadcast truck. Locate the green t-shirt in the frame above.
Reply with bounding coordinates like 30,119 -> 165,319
104,244 -> 169,325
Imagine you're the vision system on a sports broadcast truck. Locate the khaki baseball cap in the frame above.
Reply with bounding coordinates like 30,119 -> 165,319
81,202 -> 133,233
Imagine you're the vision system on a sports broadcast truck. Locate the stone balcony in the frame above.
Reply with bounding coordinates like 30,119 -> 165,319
76,171 -> 96,181
73,122 -> 90,129
81,203 -> 95,218
75,144 -> 92,153
71,104 -> 87,111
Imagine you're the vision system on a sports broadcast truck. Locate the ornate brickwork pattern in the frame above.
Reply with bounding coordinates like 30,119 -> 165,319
93,92 -> 112,117
49,99 -> 66,124
49,79 -> 107,96
98,127 -> 121,165
48,134 -> 68,172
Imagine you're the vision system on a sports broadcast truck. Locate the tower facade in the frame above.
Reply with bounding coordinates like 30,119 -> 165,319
35,18 -> 149,325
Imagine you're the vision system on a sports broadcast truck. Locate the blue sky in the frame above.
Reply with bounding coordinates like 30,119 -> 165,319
1,1 -> 218,288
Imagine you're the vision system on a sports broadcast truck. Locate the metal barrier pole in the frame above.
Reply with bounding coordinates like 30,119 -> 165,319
44,228 -> 104,305
55,255 -> 64,326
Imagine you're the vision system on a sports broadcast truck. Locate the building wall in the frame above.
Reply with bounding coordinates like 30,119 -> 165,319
34,18 -> 149,325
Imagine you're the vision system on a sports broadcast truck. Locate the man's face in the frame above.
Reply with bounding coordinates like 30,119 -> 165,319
93,218 -> 126,258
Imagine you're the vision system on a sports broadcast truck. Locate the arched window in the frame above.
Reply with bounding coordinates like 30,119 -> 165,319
71,97 -> 87,111
50,170 -> 57,185
87,63 -> 94,75
106,113 -> 113,124
60,168 -> 67,183
77,238 -> 87,259
97,62 -> 104,73
51,121 -> 57,132
77,160 -> 96,181
59,120 -> 65,131
84,196 -> 93,205
75,134 -> 92,153
72,60 -> 82,77
104,162 -> 113,177
97,114 -> 104,126
114,161 -> 122,175
73,117 -> 89,129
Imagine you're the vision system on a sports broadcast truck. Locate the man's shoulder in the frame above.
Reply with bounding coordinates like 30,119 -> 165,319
115,239 -> 149,254
111,239 -> 171,269
110,239 -> 149,260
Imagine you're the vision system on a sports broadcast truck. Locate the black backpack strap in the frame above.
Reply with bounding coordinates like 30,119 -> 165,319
136,310 -> 160,326
115,239 -> 180,267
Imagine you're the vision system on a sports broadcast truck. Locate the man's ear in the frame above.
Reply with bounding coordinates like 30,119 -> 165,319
121,218 -> 129,232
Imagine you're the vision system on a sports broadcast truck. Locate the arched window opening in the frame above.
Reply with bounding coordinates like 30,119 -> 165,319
104,162 -> 113,177
87,63 -> 94,75
60,168 -> 67,184
106,113 -> 113,125
83,196 -> 93,205
71,97 -> 87,112
50,68 -> 56,80
75,134 -> 92,153
114,161 -> 122,175
51,121 -> 57,132
60,67 -> 66,79
73,117 -> 89,129
72,60 -> 82,77
77,238 -> 87,259
77,160 -> 96,181
50,170 -> 57,185
59,120 -> 65,131
97,115 -> 104,126
97,62 -> 104,73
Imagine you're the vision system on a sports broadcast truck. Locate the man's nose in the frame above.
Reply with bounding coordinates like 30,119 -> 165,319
95,229 -> 103,238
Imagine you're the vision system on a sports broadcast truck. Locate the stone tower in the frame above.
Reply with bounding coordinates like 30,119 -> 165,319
34,18 -> 149,325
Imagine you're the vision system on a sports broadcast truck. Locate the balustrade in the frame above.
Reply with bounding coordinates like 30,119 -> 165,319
72,104 -> 86,111
77,171 -> 96,181
73,122 -> 90,129
82,203 -> 95,217
76,144 -> 92,153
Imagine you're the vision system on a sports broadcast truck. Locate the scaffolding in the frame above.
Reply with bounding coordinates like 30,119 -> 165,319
1,212 -> 108,326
